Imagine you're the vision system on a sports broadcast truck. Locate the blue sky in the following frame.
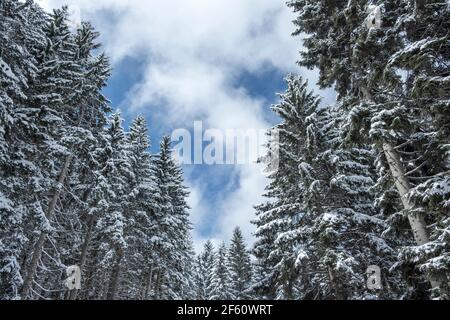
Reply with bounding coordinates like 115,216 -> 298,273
40,0 -> 335,251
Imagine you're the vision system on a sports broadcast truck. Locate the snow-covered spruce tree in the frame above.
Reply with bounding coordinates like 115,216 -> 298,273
2,1 -> 88,298
74,127 -> 116,300
313,103 -> 405,300
1,0 -> 197,301
41,20 -> 111,301
94,113 -> 133,300
18,8 -> 111,299
151,136 -> 194,300
18,6 -> 84,299
193,255 -> 206,299
252,198 -> 279,300
194,240 -> 216,300
210,242 -> 232,300
68,112 -> 131,300
384,0 -> 450,297
253,75 -> 318,300
0,0 -> 47,300
178,238 -> 197,300
254,74 -> 403,299
166,142 -> 195,300
288,0 -> 449,297
228,227 -> 253,300
0,1 -> 113,300
123,116 -> 158,300
71,124 -> 194,301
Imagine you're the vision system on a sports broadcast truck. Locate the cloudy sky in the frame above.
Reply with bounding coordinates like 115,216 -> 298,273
39,0 -> 335,252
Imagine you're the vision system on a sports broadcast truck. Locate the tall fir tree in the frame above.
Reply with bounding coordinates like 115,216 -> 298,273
287,0 -> 449,298
151,136 -> 194,300
228,227 -> 253,300
1,0 -> 196,301
254,75 -> 405,300
0,0 -> 47,299
210,242 -> 232,300
194,240 -> 216,300
123,116 -> 157,299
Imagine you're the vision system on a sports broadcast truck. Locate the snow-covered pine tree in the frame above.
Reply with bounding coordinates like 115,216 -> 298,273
124,116 -> 158,299
252,189 -> 281,300
313,103 -> 405,300
193,255 -> 206,299
76,126 -> 117,300
74,116 -> 154,301
70,112 -> 132,300
94,113 -> 133,300
46,19 -> 111,301
166,141 -> 195,300
287,0 -> 449,297
1,0 -> 196,301
18,8 -> 111,299
0,0 -> 47,300
254,74 -> 404,300
210,242 -> 232,300
272,75 -> 325,300
177,238 -> 197,300
194,240 -> 216,300
383,0 -> 450,298
228,227 -> 253,300
253,75 -> 323,300
151,136 -> 194,300
19,6 -> 85,299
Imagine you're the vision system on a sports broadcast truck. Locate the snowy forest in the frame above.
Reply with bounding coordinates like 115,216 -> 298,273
0,0 -> 449,301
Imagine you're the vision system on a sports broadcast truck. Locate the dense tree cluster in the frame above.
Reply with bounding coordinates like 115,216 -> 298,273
253,0 -> 449,300
193,228 -> 254,300
0,0 -> 194,300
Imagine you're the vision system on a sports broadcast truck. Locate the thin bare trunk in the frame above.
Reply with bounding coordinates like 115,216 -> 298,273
82,248 -> 100,300
107,253 -> 123,300
68,214 -> 96,300
382,142 -> 430,245
21,154 -> 74,300
328,266 -> 344,300
101,269 -> 108,300
153,270 -> 159,300
143,266 -> 154,300
360,85 -> 441,290
154,269 -> 163,300
382,143 -> 441,289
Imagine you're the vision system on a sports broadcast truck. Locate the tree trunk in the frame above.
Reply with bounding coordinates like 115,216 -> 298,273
82,248 -> 100,300
101,269 -> 109,300
68,214 -> 96,300
154,269 -> 163,300
143,266 -> 154,300
382,142 -> 431,245
328,266 -> 344,300
21,154 -> 74,300
382,143 -> 441,290
107,253 -> 123,300
360,85 -> 441,290
153,270 -> 159,300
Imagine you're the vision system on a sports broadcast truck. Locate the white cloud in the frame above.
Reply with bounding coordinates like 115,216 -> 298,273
214,165 -> 267,244
38,0 -> 334,251
185,180 -> 212,253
